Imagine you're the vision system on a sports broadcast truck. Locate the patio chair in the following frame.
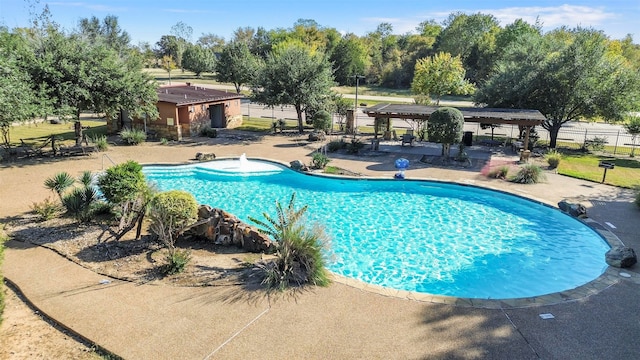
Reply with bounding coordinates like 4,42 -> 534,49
401,130 -> 416,147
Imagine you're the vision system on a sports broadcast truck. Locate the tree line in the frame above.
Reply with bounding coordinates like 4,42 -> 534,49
1,7 -> 639,147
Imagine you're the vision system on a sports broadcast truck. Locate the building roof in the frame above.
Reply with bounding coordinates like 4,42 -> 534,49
364,103 -> 546,126
157,85 -> 244,106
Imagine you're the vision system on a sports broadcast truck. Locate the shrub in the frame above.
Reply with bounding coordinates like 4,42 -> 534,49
149,190 -> 198,274
583,136 -> 607,152
120,128 -> 147,145
98,161 -> 151,239
160,137 -> 169,145
250,193 -> 330,292
427,107 -> 464,157
200,127 -> 218,138
311,153 -> 330,169
44,172 -> 75,201
0,225 -> 6,324
511,164 -> 545,184
326,140 -> 346,152
163,248 -> 192,275
90,134 -> 108,151
487,166 -> 510,179
545,150 -> 562,168
31,197 -> 61,221
312,110 -> 332,132
346,138 -> 365,154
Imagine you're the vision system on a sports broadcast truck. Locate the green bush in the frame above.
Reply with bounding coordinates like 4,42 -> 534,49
120,128 -> 147,145
90,134 -> 109,151
312,110 -> 332,132
31,197 -> 61,221
250,193 -> 330,292
163,248 -> 192,275
346,138 -> 365,154
200,127 -> 218,138
149,190 -> 199,270
98,161 -> 151,239
427,107 -> 464,157
545,150 -> 562,168
160,137 -> 169,145
326,140 -> 346,152
0,225 -> 6,324
488,166 -> 510,179
311,153 -> 330,169
511,164 -> 545,184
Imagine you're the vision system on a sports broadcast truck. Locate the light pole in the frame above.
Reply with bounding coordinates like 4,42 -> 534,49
353,74 -> 365,137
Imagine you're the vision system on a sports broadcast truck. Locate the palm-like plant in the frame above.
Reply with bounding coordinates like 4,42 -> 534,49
249,193 -> 308,241
250,193 -> 330,291
44,172 -> 75,201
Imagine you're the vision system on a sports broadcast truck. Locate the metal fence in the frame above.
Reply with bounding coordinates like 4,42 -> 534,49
470,123 -> 639,156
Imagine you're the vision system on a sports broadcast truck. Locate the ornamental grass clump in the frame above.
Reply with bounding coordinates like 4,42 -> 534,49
250,193 -> 330,292
545,149 -> 562,169
487,165 -> 510,179
120,128 -> 146,145
511,164 -> 545,184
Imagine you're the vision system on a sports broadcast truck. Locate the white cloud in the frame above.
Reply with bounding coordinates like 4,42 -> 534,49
368,5 -> 618,36
486,5 -> 617,29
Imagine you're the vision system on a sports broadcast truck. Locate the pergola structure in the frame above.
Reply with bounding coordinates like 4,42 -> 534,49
363,103 -> 546,150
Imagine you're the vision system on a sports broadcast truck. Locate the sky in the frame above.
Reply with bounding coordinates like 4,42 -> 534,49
0,0 -> 638,45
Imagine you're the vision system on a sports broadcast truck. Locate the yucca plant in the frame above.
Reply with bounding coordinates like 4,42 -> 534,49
250,193 -> 330,291
44,172 -> 75,201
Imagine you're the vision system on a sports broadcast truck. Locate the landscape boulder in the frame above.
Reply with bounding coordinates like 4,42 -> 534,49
186,205 -> 275,253
308,130 -> 326,142
195,152 -> 216,161
605,246 -> 637,268
290,160 -> 308,171
558,200 -> 587,218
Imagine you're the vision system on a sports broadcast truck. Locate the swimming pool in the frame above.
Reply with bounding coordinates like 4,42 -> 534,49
143,158 -> 610,300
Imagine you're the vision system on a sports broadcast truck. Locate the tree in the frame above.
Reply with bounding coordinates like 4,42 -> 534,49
411,52 -> 474,105
215,41 -> 259,93
624,115 -> 640,157
252,43 -> 335,133
161,55 -> 177,84
427,107 -> 464,157
76,15 -> 131,56
170,21 -> 193,70
435,12 -> 500,84
182,44 -> 216,76
476,28 -> 640,148
98,161 -> 153,240
0,38 -> 37,147
197,32 -> 225,52
330,33 -> 368,85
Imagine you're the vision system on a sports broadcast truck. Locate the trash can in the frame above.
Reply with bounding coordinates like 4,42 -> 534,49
463,131 -> 473,146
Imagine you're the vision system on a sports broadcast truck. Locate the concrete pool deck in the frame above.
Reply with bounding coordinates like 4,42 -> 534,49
2,131 -> 639,359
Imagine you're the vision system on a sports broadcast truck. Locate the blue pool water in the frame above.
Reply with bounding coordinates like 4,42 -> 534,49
143,159 -> 610,299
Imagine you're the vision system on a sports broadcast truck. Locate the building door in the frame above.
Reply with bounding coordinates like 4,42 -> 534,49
210,104 -> 224,128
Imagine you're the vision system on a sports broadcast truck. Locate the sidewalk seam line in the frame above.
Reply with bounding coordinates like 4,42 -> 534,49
203,306 -> 270,360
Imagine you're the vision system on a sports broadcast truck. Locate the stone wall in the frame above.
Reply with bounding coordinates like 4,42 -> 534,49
186,205 -> 275,253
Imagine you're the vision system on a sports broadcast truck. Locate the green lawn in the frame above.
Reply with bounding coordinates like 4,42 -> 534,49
7,119 -> 108,147
557,153 -> 640,188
